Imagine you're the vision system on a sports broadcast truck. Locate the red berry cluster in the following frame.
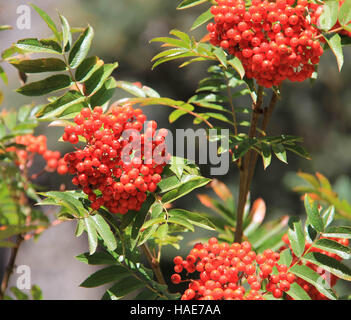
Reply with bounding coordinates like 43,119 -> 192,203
61,105 -> 169,214
207,0 -> 324,87
6,134 -> 67,174
171,237 -> 296,300
281,233 -> 349,300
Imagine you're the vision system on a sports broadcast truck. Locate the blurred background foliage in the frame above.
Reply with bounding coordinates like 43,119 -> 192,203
1,0 -> 351,298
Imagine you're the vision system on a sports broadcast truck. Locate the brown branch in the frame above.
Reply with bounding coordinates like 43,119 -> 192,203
0,236 -> 23,300
314,27 -> 345,40
261,91 -> 279,133
224,72 -> 238,135
141,243 -> 166,285
244,91 -> 280,199
234,86 -> 264,243
183,107 -> 214,129
234,88 -> 280,243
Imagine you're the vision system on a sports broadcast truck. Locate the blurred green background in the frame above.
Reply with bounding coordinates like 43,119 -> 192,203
0,0 -> 351,299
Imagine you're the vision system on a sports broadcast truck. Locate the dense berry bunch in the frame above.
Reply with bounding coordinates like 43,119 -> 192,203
281,233 -> 349,300
6,134 -> 67,174
62,104 -> 169,214
207,0 -> 324,87
171,237 -> 296,300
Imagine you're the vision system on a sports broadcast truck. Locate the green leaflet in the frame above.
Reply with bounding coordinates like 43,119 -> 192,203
323,34 -> 344,72
319,1 -> 339,31
75,56 -> 103,82
80,266 -> 129,288
314,238 -> 351,259
91,214 -> 117,251
290,264 -> 337,300
303,252 -> 351,281
191,9 -> 213,31
177,0 -> 209,10
15,38 -> 62,54
161,177 -> 211,204
36,90 -> 86,120
16,75 -> 72,96
286,282 -> 312,300
69,26 -> 94,68
84,62 -> 118,96
9,58 -> 67,73
288,218 -> 305,257
304,195 -> 324,232
30,3 -> 61,42
84,216 -> 98,255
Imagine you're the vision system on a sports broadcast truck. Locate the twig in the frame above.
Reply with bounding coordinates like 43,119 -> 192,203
0,236 -> 23,300
224,72 -> 238,135
141,243 -> 166,285
314,27 -> 345,40
244,90 -> 280,201
261,91 -> 279,133
62,54 -> 86,97
234,90 -> 280,243
234,86 -> 264,243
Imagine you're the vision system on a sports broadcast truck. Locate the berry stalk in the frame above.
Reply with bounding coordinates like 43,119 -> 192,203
0,236 -> 23,300
141,243 -> 166,285
235,86 -> 264,243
